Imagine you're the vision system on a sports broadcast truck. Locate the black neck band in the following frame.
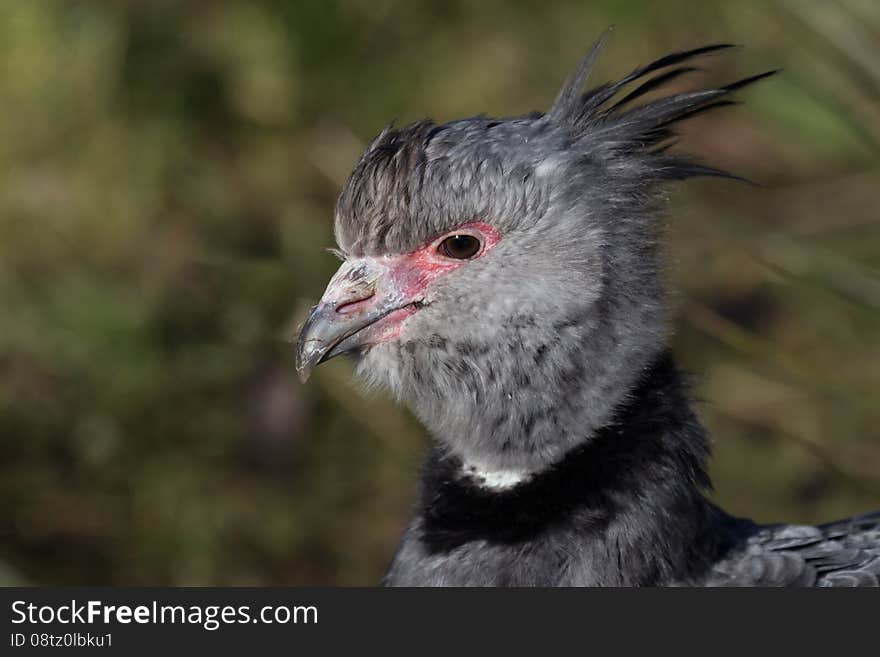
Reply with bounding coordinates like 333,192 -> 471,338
418,351 -> 713,554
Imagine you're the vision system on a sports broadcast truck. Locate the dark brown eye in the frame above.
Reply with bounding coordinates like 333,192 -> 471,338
438,234 -> 481,260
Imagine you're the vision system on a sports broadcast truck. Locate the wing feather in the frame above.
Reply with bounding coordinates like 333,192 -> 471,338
706,512 -> 880,587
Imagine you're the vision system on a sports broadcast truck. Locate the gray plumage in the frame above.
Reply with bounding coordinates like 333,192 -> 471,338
296,32 -> 880,587
708,515 -> 880,586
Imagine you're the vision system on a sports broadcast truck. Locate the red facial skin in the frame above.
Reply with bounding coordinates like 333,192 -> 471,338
346,221 -> 502,345
390,221 -> 501,297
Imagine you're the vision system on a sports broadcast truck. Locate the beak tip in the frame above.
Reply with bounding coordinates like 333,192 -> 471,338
296,366 -> 312,384
294,339 -> 315,384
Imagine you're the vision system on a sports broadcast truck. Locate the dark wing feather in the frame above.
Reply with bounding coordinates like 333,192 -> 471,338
706,512 -> 880,587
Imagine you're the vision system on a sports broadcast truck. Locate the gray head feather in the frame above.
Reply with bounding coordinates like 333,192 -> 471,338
330,33 -> 774,475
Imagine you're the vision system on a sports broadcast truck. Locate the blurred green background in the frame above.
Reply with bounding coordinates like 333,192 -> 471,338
0,0 -> 878,585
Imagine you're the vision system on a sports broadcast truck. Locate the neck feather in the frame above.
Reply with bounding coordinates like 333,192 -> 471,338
416,351 -> 729,583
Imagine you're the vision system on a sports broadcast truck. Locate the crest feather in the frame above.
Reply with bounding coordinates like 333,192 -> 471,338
548,32 -> 776,179
547,27 -> 613,122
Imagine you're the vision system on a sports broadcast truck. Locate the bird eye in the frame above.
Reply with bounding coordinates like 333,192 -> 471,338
438,234 -> 481,260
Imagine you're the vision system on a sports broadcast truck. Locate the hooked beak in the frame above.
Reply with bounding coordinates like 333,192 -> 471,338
295,256 -> 420,382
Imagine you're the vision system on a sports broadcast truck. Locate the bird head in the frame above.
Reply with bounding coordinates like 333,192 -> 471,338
296,33 -> 773,476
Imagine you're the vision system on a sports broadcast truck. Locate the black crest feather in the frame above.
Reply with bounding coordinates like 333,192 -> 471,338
547,31 -> 776,179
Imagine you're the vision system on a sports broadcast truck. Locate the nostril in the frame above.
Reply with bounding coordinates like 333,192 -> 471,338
336,293 -> 375,315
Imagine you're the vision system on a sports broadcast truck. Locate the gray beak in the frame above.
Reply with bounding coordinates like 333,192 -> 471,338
295,256 -> 413,382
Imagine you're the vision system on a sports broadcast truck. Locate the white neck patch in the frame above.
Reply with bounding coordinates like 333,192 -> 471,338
461,463 -> 533,490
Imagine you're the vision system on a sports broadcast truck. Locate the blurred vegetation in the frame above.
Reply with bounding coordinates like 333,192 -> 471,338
0,0 -> 877,585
